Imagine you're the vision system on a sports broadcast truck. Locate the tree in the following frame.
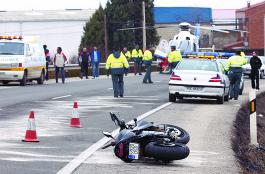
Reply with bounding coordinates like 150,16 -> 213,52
80,5 -> 105,50
106,0 -> 159,50
80,0 -> 159,56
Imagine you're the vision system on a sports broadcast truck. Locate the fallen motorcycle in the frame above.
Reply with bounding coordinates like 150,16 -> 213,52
102,112 -> 190,163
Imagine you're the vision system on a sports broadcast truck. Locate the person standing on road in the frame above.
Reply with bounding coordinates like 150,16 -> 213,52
54,47 -> 67,84
250,51 -> 262,91
225,50 -> 247,100
168,46 -> 182,74
122,47 -> 131,60
132,45 -> 143,75
106,48 -> 129,98
43,45 -> 51,81
91,46 -> 101,79
142,47 -> 153,84
79,47 -> 90,79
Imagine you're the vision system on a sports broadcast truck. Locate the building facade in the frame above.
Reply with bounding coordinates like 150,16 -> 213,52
0,9 -> 95,60
236,1 -> 265,50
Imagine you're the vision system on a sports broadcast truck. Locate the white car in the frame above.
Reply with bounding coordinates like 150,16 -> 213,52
168,58 -> 230,104
242,56 -> 265,79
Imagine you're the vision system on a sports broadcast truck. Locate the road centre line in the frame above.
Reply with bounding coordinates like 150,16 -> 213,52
52,95 -> 72,100
56,102 -> 172,174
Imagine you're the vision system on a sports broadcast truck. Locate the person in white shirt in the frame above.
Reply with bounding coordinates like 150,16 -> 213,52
54,47 -> 67,83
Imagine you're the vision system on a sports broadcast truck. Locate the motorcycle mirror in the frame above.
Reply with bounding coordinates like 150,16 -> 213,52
102,131 -> 115,139
134,118 -> 137,125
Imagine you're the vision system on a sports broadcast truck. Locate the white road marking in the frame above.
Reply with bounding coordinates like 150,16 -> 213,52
0,86 -> 13,90
107,88 -> 113,90
52,95 -> 72,100
56,102 -> 172,174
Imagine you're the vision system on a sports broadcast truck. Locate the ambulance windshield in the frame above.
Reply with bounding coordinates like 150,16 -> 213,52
0,42 -> 24,55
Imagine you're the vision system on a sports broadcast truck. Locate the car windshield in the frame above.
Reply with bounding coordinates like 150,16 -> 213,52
218,59 -> 228,66
0,42 -> 24,55
177,59 -> 218,72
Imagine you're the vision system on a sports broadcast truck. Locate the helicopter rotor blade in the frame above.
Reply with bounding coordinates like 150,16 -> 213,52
190,25 -> 230,33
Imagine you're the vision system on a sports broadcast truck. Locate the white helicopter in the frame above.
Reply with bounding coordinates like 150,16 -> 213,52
154,22 -> 235,58
118,22 -> 247,58
154,21 -> 250,58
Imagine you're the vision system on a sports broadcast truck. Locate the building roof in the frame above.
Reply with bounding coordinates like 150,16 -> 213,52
0,9 -> 95,22
236,1 -> 265,12
154,7 -> 212,24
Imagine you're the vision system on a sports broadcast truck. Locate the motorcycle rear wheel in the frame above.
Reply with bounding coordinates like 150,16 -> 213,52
144,142 -> 190,161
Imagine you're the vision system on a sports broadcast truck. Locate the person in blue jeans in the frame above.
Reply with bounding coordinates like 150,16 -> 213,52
54,47 -> 67,83
90,46 -> 101,79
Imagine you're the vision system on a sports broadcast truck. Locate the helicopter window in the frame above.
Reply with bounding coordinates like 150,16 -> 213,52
186,37 -> 190,40
180,26 -> 189,31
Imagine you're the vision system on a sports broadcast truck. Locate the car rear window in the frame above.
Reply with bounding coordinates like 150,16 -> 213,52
177,59 -> 218,72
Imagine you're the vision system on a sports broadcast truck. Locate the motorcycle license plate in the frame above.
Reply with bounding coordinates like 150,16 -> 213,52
128,143 -> 139,159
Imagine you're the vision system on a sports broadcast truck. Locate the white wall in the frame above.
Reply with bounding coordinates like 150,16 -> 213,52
0,21 -> 86,59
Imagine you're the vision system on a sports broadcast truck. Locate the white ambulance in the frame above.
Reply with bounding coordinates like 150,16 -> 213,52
0,36 -> 46,86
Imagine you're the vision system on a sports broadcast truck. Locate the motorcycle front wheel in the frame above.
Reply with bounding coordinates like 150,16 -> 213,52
144,142 -> 190,161
157,124 -> 190,144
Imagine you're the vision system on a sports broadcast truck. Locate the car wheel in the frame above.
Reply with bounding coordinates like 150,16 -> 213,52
37,70 -> 45,85
20,71 -> 27,86
239,82 -> 244,95
217,95 -> 224,104
169,93 -> 176,102
224,91 -> 229,102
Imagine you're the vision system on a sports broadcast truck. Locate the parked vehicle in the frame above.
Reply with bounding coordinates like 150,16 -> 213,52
0,36 -> 46,86
169,58 -> 230,104
242,56 -> 265,79
102,112 -> 190,163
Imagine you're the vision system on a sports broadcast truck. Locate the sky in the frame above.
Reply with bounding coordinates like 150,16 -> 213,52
0,0 -> 264,11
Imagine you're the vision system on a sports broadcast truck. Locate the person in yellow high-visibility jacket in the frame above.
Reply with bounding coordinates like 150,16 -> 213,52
168,46 -> 182,73
131,45 -> 143,75
121,47 -> 131,60
225,50 -> 247,100
142,48 -> 153,83
106,48 -> 129,98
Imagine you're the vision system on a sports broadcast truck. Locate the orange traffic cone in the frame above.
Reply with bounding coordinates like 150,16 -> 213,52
70,101 -> 82,128
22,111 -> 39,142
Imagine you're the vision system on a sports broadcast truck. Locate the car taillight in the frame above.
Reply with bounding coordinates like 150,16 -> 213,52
209,74 -> 222,82
170,74 -> 182,81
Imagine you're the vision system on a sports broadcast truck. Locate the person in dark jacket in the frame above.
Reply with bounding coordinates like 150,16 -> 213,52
250,51 -> 262,91
79,47 -> 90,79
43,45 -> 51,80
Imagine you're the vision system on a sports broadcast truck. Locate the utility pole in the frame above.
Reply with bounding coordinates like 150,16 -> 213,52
142,1 -> 146,50
104,14 -> 108,59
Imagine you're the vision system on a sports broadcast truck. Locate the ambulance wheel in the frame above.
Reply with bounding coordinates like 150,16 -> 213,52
37,70 -> 45,85
20,71 -> 27,86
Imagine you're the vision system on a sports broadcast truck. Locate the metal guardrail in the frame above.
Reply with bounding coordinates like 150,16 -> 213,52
49,62 -> 157,70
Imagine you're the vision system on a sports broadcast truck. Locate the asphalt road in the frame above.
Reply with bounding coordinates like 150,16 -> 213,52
0,73 -> 264,174
0,73 -> 170,174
